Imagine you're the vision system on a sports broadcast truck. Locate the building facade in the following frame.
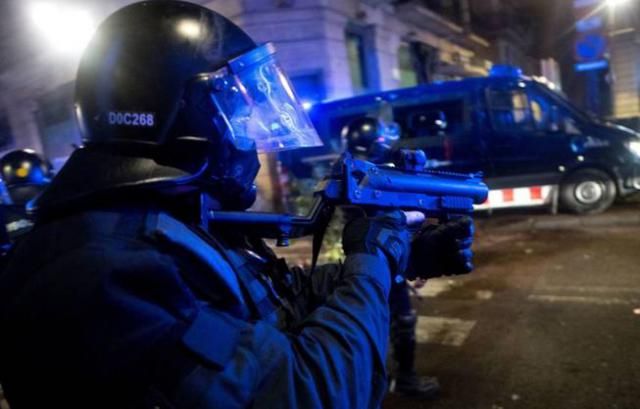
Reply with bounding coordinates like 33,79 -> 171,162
609,1 -> 640,128
468,0 -> 538,74
239,0 -> 493,100
0,0 -> 506,209
0,0 -> 496,161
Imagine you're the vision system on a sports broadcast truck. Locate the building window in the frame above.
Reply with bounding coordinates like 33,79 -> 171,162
0,112 -> 14,150
345,24 -> 380,95
398,42 -> 437,86
398,44 -> 418,87
346,30 -> 369,93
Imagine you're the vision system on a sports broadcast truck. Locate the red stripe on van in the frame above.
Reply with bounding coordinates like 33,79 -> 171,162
530,186 -> 543,200
502,189 -> 514,202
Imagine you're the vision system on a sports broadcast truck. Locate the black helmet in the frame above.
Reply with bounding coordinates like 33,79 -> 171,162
409,110 -> 448,137
36,0 -> 320,211
0,150 -> 52,188
341,116 -> 400,164
0,150 -> 52,205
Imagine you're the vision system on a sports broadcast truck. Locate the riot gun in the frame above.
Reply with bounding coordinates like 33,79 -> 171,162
207,150 -> 489,258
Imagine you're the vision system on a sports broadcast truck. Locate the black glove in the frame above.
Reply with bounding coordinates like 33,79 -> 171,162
406,217 -> 475,280
342,211 -> 412,277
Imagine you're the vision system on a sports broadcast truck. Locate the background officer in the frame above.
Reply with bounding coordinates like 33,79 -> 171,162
343,116 -> 444,399
0,149 -> 52,255
0,150 -> 52,408
0,2 -> 474,408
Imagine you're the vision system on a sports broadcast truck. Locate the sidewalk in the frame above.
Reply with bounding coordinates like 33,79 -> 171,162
476,203 -> 640,233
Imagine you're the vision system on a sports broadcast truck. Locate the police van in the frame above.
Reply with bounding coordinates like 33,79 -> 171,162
290,66 -> 640,214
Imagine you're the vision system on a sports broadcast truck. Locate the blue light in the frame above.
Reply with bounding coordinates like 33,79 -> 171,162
489,65 -> 523,78
301,101 -> 313,111
575,33 -> 607,61
575,60 -> 609,72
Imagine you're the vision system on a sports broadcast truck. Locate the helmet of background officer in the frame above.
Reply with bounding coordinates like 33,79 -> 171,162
409,110 -> 448,138
341,116 -> 400,164
0,150 -> 52,205
36,0 -> 322,212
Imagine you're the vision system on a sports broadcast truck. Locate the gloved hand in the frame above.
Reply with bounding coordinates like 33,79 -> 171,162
405,217 -> 475,280
342,211 -> 418,277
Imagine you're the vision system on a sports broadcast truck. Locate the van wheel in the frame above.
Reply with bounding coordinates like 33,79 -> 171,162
560,169 -> 616,214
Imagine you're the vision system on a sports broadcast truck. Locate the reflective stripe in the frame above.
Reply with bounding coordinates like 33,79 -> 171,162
475,185 -> 555,210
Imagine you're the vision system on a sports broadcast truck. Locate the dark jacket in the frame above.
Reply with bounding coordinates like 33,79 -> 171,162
0,205 -> 391,409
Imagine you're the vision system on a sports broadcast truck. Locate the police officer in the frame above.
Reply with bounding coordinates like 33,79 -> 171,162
341,116 -> 399,164
343,116 -> 450,398
0,150 -> 52,408
0,150 -> 52,256
0,2 -> 474,408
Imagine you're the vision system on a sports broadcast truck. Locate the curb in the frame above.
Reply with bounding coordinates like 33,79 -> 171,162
478,210 -> 640,232
477,209 -> 640,232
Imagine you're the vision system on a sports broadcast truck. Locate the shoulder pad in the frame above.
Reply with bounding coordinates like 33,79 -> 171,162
147,212 -> 245,306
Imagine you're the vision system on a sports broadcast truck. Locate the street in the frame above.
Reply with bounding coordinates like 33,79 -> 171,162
4,202 -> 638,409
385,200 -> 640,409
1,0 -> 640,407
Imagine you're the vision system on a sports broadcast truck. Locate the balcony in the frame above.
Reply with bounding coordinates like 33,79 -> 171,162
397,2 -> 464,37
395,2 -> 489,51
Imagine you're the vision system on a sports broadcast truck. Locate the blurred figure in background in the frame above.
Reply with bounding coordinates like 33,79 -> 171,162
342,116 -> 441,399
0,149 -> 51,409
0,149 -> 52,254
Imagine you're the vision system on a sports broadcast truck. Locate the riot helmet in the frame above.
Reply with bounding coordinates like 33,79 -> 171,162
409,110 -> 448,137
0,150 -> 52,205
37,0 -> 321,211
341,116 -> 400,164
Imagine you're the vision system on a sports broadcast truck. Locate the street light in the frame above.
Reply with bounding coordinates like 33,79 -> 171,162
607,0 -> 631,7
28,2 -> 96,55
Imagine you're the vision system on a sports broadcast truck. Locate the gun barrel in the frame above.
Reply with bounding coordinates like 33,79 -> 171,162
365,168 -> 489,204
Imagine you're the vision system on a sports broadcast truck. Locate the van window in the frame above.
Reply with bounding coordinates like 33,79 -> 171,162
529,88 -> 583,135
531,99 -> 546,128
324,113 -> 370,147
393,99 -> 466,138
527,87 -> 556,131
488,89 -> 534,132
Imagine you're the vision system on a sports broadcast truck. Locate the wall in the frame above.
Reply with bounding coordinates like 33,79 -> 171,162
233,0 -> 491,101
0,0 -> 494,159
610,31 -> 640,119
0,0 -> 496,211
609,4 -> 640,121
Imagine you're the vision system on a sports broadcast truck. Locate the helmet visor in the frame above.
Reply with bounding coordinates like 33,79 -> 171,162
209,43 -> 323,152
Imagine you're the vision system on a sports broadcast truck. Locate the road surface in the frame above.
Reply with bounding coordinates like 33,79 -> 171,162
385,201 -> 640,409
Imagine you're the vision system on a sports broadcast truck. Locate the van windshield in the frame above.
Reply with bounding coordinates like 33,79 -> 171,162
533,83 -> 591,124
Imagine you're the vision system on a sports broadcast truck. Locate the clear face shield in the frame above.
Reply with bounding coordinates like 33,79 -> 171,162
208,43 -> 323,153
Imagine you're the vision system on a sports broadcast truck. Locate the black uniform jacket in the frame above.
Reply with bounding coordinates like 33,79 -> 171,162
0,203 -> 392,409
